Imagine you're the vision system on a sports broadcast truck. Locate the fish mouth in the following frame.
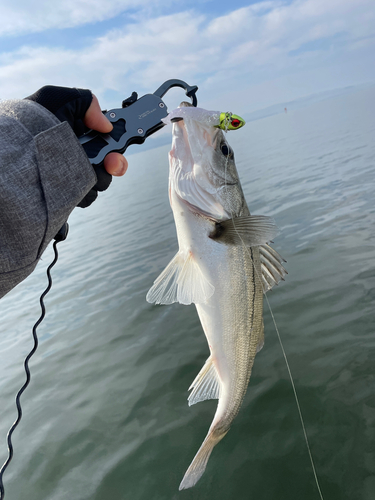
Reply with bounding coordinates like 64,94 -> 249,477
169,116 -> 229,219
171,119 -> 236,186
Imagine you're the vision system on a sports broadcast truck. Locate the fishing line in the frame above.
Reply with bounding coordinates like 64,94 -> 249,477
221,120 -> 324,500
0,224 -> 68,500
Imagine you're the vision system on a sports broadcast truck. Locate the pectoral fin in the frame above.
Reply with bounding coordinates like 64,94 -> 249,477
209,215 -> 280,246
146,252 -> 214,305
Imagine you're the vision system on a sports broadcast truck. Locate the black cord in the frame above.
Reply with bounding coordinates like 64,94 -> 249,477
0,223 -> 68,499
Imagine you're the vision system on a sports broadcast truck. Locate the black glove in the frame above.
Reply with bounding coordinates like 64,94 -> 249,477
25,85 -> 112,208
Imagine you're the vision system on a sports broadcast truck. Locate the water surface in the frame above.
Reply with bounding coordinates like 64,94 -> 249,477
0,86 -> 374,500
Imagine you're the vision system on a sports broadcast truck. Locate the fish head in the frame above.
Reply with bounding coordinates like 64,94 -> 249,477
166,102 -> 246,220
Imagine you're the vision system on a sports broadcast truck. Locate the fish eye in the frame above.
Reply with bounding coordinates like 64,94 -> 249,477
220,143 -> 232,157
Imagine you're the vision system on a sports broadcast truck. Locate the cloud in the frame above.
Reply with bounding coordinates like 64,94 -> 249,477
0,0 -> 147,36
0,0 -> 374,110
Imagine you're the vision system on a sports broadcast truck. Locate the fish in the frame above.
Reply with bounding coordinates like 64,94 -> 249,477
146,103 -> 287,489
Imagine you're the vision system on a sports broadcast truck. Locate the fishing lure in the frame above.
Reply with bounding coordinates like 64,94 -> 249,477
216,112 -> 245,130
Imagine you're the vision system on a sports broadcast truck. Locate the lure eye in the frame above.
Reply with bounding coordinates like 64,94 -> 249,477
220,143 -> 231,157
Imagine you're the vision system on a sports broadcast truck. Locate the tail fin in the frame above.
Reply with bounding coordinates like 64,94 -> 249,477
179,429 -> 228,490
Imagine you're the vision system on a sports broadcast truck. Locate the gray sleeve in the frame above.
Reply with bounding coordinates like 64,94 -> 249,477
0,99 -> 97,298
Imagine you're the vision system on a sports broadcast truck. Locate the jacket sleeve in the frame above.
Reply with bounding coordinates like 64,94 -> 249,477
0,99 -> 97,298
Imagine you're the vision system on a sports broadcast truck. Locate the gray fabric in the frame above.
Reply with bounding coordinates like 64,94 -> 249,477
0,99 -> 97,298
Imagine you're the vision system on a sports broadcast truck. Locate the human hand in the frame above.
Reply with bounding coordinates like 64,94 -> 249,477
83,95 -> 128,177
25,85 -> 128,207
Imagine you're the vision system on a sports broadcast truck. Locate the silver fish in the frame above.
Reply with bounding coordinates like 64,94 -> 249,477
147,103 -> 287,489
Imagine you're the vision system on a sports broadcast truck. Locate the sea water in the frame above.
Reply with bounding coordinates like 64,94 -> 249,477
0,85 -> 374,500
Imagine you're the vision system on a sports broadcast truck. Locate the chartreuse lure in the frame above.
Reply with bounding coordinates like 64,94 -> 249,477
215,112 -> 246,130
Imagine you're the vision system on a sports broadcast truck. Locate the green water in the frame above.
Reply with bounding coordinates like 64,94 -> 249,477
0,87 -> 374,499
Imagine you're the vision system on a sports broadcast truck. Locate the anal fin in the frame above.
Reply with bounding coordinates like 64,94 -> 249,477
188,356 -> 221,406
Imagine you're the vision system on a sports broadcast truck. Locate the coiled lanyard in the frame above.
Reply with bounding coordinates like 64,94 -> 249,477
0,223 -> 68,500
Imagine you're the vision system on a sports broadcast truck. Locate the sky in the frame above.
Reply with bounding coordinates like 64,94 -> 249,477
0,0 -> 374,114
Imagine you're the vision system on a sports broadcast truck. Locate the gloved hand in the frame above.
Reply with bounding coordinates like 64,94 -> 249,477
25,85 -> 128,207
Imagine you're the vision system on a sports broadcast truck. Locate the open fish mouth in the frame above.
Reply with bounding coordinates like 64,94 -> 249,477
168,113 -> 229,219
